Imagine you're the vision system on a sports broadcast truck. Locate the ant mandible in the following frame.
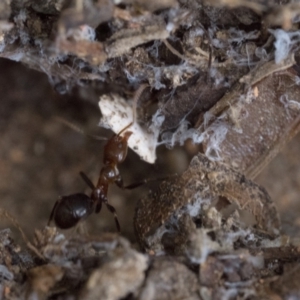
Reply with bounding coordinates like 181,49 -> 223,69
48,85 -> 149,232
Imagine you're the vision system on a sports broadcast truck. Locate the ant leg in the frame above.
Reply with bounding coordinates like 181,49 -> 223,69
115,174 -> 178,190
116,179 -> 145,190
80,171 -> 95,190
122,179 -> 154,189
115,177 -> 152,189
47,197 -> 61,226
115,176 -> 150,189
105,203 -> 121,232
95,200 -> 102,214
115,176 -> 124,188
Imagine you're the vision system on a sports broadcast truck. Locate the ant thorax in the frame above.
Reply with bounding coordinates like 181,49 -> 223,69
99,165 -> 120,183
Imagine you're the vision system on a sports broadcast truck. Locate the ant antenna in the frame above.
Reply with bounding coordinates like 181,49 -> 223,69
54,116 -> 108,141
117,84 -> 148,137
117,122 -> 133,136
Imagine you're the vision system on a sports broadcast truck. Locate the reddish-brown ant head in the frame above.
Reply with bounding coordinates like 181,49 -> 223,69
103,131 -> 133,165
122,131 -> 133,141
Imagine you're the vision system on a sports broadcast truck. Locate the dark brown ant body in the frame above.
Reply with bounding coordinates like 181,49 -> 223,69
48,123 -> 136,231
49,193 -> 93,229
48,85 -> 149,231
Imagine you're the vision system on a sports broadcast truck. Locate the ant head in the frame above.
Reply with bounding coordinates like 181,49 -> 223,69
103,131 -> 133,165
123,131 -> 133,141
122,131 -> 133,141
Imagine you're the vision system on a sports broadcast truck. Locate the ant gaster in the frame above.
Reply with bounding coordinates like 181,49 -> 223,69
48,85 -> 148,231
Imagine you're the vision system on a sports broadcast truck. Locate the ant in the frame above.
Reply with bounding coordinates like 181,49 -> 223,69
48,85 -> 150,232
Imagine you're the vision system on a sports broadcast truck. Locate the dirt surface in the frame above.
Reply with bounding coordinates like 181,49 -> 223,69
0,0 -> 300,299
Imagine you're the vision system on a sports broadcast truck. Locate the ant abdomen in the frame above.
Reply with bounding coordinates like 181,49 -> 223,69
53,193 -> 94,229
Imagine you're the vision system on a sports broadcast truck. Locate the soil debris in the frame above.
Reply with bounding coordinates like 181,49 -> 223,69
1,0 -> 300,299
